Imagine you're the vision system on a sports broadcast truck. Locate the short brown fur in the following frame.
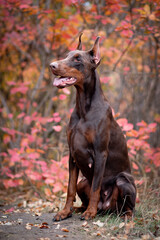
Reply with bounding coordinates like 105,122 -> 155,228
50,35 -> 136,221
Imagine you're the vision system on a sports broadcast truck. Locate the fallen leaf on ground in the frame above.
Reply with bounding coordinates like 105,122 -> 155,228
26,223 -> 32,229
55,223 -> 60,229
119,222 -> 125,228
42,222 -> 48,225
92,232 -> 102,236
0,221 -> 12,226
61,228 -> 69,232
93,220 -> 104,227
82,221 -> 88,227
39,224 -> 49,229
56,235 -> 67,238
5,207 -> 14,213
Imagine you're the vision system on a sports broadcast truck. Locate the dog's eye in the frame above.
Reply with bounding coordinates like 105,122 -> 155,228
74,56 -> 81,62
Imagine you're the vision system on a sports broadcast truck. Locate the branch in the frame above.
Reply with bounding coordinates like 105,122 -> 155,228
0,90 -> 15,148
112,34 -> 135,71
106,0 -> 136,37
0,91 -> 14,129
11,42 -> 39,70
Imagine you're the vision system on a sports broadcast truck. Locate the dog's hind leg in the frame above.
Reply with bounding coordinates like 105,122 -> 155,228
101,185 -> 119,213
116,172 -> 136,217
75,178 -> 91,213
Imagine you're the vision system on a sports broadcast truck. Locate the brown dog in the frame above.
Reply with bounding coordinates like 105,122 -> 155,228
50,34 -> 136,221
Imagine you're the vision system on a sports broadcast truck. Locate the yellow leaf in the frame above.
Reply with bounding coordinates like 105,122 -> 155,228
144,4 -> 150,16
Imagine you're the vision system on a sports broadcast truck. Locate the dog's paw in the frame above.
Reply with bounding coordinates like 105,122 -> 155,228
53,210 -> 72,222
80,208 -> 97,220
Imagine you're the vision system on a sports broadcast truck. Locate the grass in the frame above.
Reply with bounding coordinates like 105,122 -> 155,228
93,186 -> 160,239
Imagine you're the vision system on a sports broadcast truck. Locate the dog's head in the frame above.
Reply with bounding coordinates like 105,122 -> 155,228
50,33 -> 101,88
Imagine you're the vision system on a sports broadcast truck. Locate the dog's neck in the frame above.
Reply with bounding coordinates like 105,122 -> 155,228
75,70 -> 104,118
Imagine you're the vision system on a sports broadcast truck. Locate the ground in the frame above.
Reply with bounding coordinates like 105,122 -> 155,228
0,202 -> 114,240
0,210 -> 96,240
0,188 -> 160,240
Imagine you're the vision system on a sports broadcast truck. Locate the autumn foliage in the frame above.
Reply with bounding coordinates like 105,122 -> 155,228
0,0 -> 160,199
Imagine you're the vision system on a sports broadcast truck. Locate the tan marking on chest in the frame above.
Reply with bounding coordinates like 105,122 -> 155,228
84,129 -> 95,143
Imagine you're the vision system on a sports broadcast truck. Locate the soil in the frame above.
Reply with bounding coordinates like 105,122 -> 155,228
0,204 -> 104,240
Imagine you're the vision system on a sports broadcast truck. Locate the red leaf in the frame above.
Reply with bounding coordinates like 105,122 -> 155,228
1,127 -> 16,136
132,162 -> 139,170
123,66 -> 130,72
5,207 -> 15,213
7,81 -> 16,86
59,94 -> 67,100
153,152 -> 160,167
117,118 -> 128,126
24,116 -> 32,125
11,86 -> 28,94
101,19 -> 109,24
26,171 -> 42,181
122,123 -> 133,131
53,112 -> 59,117
52,182 -> 62,193
148,123 -> 157,129
53,125 -> 62,132
19,4 -> 30,9
17,112 -> 25,119
47,118 -> 54,122
100,76 -> 110,83
53,116 -> 61,123
135,179 -> 144,185
28,152 -> 40,159
145,167 -> 151,173
8,149 -> 20,163
62,88 -> 70,95
117,118 -> 133,131
137,120 -> 147,127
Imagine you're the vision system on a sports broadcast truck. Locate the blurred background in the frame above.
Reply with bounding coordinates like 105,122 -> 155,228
0,0 -> 160,200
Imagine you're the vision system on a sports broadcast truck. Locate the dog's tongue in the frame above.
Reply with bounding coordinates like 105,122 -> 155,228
53,77 -> 76,87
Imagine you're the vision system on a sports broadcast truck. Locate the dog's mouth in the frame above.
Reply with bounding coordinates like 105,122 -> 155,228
53,76 -> 77,88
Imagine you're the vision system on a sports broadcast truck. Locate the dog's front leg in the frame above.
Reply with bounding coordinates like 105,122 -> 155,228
53,155 -> 79,221
81,151 -> 107,220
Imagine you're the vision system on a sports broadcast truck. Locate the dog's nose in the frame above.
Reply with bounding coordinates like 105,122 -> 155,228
50,62 -> 58,69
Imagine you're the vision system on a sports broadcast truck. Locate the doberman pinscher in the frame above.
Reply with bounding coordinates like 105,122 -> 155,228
50,34 -> 136,221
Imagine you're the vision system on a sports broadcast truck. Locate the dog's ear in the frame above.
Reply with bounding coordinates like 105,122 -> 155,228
77,32 -> 83,50
89,36 -> 101,67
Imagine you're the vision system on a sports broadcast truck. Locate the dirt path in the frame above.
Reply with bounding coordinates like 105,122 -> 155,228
0,204 -> 105,240
0,212 -> 96,240
1,200 -> 160,240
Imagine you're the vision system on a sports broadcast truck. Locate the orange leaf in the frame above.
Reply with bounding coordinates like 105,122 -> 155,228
61,228 -> 69,232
